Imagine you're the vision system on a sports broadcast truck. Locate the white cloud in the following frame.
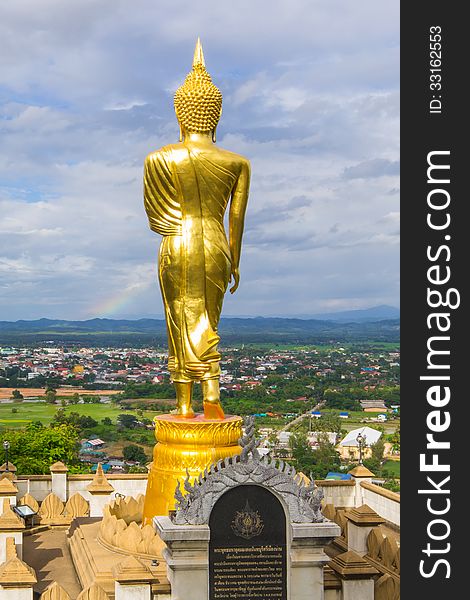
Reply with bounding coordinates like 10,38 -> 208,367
0,0 -> 399,320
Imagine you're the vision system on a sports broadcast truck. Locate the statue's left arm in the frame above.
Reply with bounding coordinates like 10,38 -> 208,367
229,159 -> 251,294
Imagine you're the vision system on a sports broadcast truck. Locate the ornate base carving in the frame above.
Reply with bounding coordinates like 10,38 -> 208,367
143,414 -> 242,524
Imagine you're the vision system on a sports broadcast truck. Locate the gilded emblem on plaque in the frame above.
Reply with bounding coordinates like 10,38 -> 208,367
231,500 -> 264,539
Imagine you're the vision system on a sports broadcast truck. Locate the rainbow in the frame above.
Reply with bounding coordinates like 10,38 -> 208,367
88,284 -> 151,318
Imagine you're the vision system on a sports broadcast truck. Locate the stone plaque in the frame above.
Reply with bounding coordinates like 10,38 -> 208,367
209,485 -> 287,600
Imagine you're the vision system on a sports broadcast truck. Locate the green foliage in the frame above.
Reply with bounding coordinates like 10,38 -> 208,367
310,411 -> 344,435
1,423 -> 81,474
363,438 -> 385,473
127,465 -> 148,473
122,444 -> 148,464
119,381 -> 175,399
389,426 -> 400,452
11,389 -> 23,401
289,432 -> 340,480
371,437 -> 385,461
81,423 -> 118,442
101,417 -> 113,426
380,460 -> 400,477
117,414 -> 139,429
45,389 -> 57,404
382,479 -> 400,492
52,408 -> 98,430
118,429 -> 154,445
82,395 -> 101,404
323,389 -> 361,411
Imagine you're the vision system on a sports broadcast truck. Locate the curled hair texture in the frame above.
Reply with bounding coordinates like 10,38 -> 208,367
174,64 -> 222,133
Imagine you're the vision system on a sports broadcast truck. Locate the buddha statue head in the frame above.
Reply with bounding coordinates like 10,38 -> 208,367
174,38 -> 222,141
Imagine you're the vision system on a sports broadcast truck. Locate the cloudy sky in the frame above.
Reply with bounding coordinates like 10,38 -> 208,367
0,0 -> 399,321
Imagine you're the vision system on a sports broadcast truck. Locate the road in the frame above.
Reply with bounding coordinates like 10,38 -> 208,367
280,402 -> 325,432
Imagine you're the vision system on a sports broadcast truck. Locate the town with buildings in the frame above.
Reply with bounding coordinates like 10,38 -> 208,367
0,343 -> 399,395
0,342 -> 400,481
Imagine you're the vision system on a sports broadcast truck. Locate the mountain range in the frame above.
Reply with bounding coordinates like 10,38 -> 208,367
297,305 -> 399,322
0,307 -> 399,346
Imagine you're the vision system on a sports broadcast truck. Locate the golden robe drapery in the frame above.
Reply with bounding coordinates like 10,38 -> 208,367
144,143 -> 238,383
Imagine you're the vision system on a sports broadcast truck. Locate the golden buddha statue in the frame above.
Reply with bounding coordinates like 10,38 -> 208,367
143,39 -> 250,420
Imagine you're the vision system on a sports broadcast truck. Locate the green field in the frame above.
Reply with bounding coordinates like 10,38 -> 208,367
319,409 -> 399,434
241,341 -> 399,352
381,459 -> 400,477
0,401 -> 164,429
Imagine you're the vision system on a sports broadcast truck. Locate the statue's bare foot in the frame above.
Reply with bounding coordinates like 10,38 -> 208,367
173,381 -> 194,418
171,407 -> 195,419
201,379 -> 224,419
203,401 -> 225,420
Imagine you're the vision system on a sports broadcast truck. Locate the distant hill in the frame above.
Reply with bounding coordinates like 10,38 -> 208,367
0,316 -> 399,346
309,305 -> 400,322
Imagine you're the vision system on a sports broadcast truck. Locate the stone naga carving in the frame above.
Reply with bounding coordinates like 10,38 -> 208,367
172,416 -> 325,525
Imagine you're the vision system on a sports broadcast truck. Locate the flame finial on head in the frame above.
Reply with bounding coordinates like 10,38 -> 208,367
193,37 -> 205,68
174,38 -> 222,138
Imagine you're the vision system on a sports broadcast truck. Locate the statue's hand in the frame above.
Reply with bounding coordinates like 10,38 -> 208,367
229,268 -> 240,294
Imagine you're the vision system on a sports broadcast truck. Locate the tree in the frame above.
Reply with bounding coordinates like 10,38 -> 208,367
82,395 -> 101,404
290,433 -> 318,475
10,389 -> 23,401
323,389 -> 361,411
122,444 -> 148,464
69,393 -> 80,405
101,417 -> 113,426
78,415 -> 99,429
371,437 -> 385,463
0,424 -> 81,474
312,412 -> 343,436
364,437 -> 385,473
45,390 -> 57,404
389,426 -> 400,453
117,414 -> 139,429
52,409 -> 98,431
314,433 -> 341,477
290,431 -> 341,480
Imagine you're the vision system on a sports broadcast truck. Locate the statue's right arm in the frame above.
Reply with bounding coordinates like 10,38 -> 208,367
228,159 -> 251,294
143,151 -> 181,236
143,153 -> 161,230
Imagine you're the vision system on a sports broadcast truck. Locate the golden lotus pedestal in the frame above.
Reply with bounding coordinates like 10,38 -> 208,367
143,414 -> 243,524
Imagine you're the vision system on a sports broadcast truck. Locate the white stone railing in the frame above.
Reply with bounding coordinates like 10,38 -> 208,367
7,465 -> 399,527
14,473 -> 148,503
316,480 -> 356,508
360,482 -> 400,527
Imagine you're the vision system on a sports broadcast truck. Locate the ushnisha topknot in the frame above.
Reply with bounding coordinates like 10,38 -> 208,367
174,38 -> 222,134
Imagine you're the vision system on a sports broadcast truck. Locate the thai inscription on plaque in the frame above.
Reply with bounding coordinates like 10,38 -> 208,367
209,485 -> 287,600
